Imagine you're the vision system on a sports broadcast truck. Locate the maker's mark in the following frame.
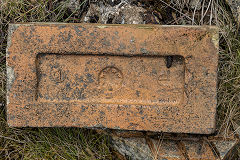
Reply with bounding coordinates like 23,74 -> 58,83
50,68 -> 65,83
98,66 -> 123,93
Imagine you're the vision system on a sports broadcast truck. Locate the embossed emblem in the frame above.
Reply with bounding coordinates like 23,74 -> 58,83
50,68 -> 65,83
98,66 -> 123,93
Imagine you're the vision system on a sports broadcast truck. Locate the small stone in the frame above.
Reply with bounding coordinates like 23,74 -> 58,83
82,0 -> 159,24
61,0 -> 80,13
189,0 -> 202,10
110,134 -> 239,159
226,0 -> 240,22
111,136 -> 153,160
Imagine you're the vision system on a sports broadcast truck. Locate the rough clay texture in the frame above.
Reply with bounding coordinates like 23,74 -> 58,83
7,23 -> 218,134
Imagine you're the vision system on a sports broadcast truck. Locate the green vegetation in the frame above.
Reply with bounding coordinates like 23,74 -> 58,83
0,0 -> 239,159
0,0 -> 112,159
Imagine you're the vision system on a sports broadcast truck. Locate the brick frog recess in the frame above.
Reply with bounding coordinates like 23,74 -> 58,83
6,23 -> 218,134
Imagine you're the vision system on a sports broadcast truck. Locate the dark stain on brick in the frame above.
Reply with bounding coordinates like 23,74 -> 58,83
101,37 -> 111,46
6,24 -> 218,134
59,31 -> 72,42
136,90 -> 140,97
74,26 -> 86,36
140,48 -> 148,54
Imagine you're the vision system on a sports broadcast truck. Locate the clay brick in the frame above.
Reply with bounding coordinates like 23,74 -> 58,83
6,23 -> 218,134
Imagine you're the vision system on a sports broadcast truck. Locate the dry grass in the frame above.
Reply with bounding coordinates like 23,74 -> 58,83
144,0 -> 240,136
0,0 -> 113,159
0,0 -> 240,159
167,0 -> 240,156
159,0 -> 240,137
214,1 -> 240,137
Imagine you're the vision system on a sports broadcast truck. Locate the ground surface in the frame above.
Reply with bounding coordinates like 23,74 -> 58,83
0,0 -> 240,159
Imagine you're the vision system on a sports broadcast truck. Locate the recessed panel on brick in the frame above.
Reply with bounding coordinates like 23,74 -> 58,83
37,54 -> 184,105
6,23 -> 218,134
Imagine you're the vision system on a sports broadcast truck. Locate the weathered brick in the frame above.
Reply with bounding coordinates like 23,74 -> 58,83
6,23 -> 218,134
